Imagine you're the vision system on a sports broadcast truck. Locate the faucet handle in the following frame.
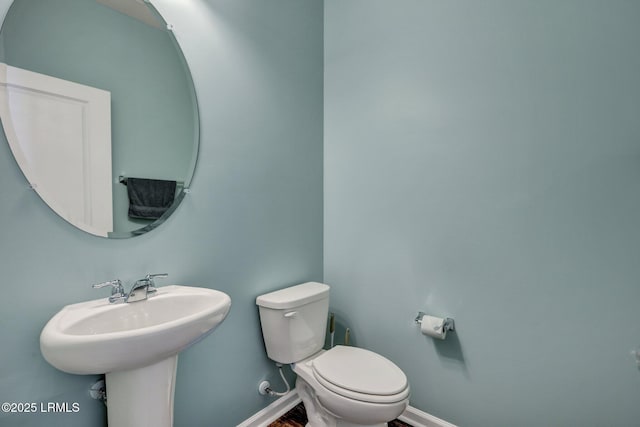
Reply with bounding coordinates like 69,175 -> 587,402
144,273 -> 168,291
92,279 -> 124,294
92,279 -> 125,303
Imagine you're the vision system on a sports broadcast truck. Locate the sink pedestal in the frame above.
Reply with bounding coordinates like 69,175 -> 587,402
105,355 -> 178,427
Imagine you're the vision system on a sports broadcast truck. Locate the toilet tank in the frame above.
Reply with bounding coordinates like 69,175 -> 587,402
256,282 -> 330,364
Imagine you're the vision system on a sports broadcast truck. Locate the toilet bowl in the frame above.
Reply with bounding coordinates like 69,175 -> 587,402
293,346 -> 409,427
256,282 -> 410,427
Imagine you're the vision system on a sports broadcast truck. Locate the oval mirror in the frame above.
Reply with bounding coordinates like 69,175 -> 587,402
0,0 -> 199,238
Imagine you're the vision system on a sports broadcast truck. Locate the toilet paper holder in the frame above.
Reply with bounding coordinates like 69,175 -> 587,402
415,312 -> 455,332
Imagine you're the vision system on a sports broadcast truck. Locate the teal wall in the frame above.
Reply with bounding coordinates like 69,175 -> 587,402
0,0 -> 323,425
324,1 -> 640,426
3,0 -> 640,426
0,0 -> 196,234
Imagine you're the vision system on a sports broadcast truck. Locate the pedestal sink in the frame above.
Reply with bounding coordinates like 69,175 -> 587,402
40,285 -> 231,427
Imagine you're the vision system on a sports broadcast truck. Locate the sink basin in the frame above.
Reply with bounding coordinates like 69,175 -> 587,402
41,285 -> 231,374
40,285 -> 231,427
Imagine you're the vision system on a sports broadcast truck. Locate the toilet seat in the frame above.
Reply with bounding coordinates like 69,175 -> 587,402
311,346 -> 409,404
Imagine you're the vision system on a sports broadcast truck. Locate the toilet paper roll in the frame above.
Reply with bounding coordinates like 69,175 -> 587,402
421,315 -> 448,340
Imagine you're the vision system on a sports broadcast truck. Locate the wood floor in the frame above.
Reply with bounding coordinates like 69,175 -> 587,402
268,402 -> 412,427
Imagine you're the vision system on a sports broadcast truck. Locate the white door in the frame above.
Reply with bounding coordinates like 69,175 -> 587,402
0,63 -> 112,236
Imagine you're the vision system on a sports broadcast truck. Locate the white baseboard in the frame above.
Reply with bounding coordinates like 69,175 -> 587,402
236,392 -> 301,427
236,392 -> 457,427
397,404 -> 457,427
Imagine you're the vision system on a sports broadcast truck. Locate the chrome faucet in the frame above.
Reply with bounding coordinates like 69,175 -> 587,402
92,279 -> 125,303
92,274 -> 168,304
126,273 -> 168,303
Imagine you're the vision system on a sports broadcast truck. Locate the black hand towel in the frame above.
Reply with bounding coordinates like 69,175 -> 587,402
126,178 -> 177,220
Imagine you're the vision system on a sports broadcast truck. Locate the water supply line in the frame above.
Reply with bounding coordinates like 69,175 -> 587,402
259,363 -> 291,397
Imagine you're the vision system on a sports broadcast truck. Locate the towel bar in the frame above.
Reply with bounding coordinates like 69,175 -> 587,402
118,176 -> 184,187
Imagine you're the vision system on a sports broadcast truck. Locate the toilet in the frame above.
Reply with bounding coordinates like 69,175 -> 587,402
256,282 -> 410,427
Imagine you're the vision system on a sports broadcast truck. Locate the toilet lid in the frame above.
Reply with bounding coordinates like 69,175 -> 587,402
312,346 -> 408,396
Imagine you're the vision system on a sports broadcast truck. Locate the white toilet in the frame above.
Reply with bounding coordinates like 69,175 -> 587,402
256,282 -> 410,427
